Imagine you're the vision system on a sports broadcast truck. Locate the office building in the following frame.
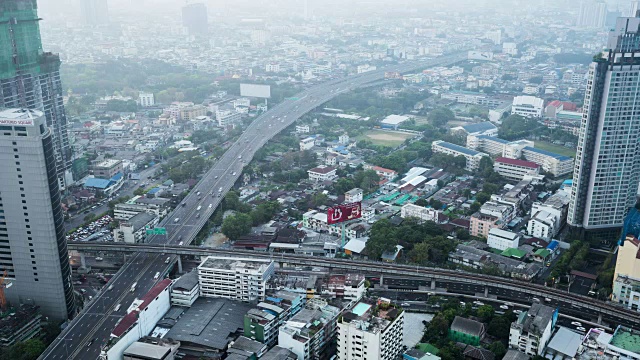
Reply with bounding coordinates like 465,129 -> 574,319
509,303 -> 557,356
198,256 -> 275,301
336,299 -> 405,360
577,1 -> 607,28
0,109 -> 74,320
521,147 -> 573,177
138,92 -> 155,107
615,235 -> 640,281
568,15 -> 640,241
113,212 -> 159,243
243,291 -> 304,347
182,3 -> 208,36
0,0 -> 72,190
80,0 -> 109,26
494,157 -> 541,182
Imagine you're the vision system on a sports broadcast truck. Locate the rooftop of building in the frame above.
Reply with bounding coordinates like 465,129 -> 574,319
381,114 -> 410,125
123,341 -> 172,360
546,327 -> 583,358
260,346 -> 297,360
450,316 -> 485,336
94,159 -> 122,168
340,299 -> 402,334
434,141 -> 485,157
460,122 -> 497,134
495,157 -> 539,169
112,279 -> 172,338
308,165 -> 337,174
199,256 -> 273,272
0,108 -> 43,122
227,336 -> 266,357
513,302 -> 555,336
523,146 -> 572,161
171,270 -> 199,292
124,211 -> 157,231
488,228 -> 520,240
477,135 -> 510,144
610,326 -> 640,355
160,297 -> 254,351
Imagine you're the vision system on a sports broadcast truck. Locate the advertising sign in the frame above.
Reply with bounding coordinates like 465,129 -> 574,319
240,83 -> 271,98
327,202 -> 362,225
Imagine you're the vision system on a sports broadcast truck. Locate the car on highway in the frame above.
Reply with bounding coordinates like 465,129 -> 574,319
208,204 -> 212,208
179,241 -> 183,246
577,327 -> 587,332
165,257 -> 170,263
499,305 -> 509,310
154,272 -> 160,280
571,321 -> 582,326
400,303 -> 410,307
174,218 -> 179,223
95,257 -> 103,261
114,303 -> 121,311
80,289 -> 87,294
473,301 -> 484,306
87,338 -> 97,347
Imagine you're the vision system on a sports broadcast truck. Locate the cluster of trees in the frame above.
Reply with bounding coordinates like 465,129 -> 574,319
332,169 -> 381,194
220,192 -> 282,240
105,99 -> 138,112
324,87 -> 428,118
165,155 -> 208,184
428,107 -> 456,127
498,115 -> 538,140
0,320 -> 63,360
190,130 -> 222,145
365,218 -> 455,264
368,149 -> 421,174
421,299 -> 515,360
549,241 -> 590,281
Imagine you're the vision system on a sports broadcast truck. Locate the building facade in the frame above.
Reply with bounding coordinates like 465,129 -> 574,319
521,147 -> 573,177
432,141 -> 488,171
198,256 -> 275,301
612,274 -> 640,311
0,0 -> 72,190
568,15 -> 640,241
509,303 -> 556,356
494,157 -> 540,182
511,96 -> 544,118
0,109 -> 74,320
487,228 -> 521,251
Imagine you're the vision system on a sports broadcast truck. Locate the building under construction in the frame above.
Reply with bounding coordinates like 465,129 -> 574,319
0,304 -> 42,348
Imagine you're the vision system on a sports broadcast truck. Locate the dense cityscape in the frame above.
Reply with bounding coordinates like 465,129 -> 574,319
1,0 -> 640,359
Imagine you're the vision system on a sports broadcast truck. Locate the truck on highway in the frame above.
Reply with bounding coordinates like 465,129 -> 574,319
130,282 -> 137,292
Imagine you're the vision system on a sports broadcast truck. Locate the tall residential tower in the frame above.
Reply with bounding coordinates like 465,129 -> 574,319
568,15 -> 640,241
0,0 -> 72,190
0,108 -> 75,320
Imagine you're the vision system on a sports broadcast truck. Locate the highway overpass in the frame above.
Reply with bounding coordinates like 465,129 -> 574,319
68,241 -> 640,328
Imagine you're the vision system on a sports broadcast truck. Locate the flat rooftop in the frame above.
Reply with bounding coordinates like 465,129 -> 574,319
610,326 -> 640,355
434,141 -> 484,157
199,256 -> 273,272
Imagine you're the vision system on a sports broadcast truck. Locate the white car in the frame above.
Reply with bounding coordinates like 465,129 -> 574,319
473,301 -> 484,306
577,327 -> 587,332
499,305 -> 509,310
571,321 -> 582,326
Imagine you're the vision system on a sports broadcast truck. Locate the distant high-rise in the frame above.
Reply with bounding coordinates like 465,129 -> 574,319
0,0 -> 72,190
577,1 -> 607,27
80,0 -> 109,26
568,14 -> 640,242
182,3 -> 208,36
0,108 -> 75,320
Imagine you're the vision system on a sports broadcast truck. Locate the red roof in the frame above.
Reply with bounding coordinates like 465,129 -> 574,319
547,100 -> 562,108
111,279 -> 172,338
371,166 -> 397,175
562,102 -> 577,111
495,157 -> 539,169
308,166 -> 336,174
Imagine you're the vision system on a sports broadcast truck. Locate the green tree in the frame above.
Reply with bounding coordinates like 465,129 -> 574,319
311,193 -> 329,207
475,192 -> 490,204
408,242 -> 431,265
428,107 -> 456,127
488,316 -> 511,339
365,219 -> 399,259
133,188 -> 146,196
476,305 -> 495,322
528,75 -> 543,84
489,341 -> 507,360
221,213 -> 252,240
415,198 -> 428,207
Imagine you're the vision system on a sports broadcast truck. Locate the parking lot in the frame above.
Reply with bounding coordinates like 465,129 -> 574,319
66,215 -> 114,242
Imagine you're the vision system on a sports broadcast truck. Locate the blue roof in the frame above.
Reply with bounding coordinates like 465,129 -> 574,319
147,187 -> 161,194
524,146 -> 572,161
436,141 -> 483,156
462,122 -> 497,134
110,172 -> 123,181
547,240 -> 559,251
477,135 -> 509,144
84,178 -> 112,189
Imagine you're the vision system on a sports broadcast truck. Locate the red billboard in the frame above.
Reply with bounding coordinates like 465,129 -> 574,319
327,202 -> 362,225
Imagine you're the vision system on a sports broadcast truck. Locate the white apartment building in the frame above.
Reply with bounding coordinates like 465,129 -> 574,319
266,63 -> 281,72
509,303 -> 556,356
613,275 -> 640,311
511,96 -> 544,118
138,92 -> 155,107
568,17 -> 640,236
481,201 -> 515,223
345,188 -> 363,203
432,140 -> 489,171
503,139 -> 535,159
197,256 -> 275,302
278,299 -> 341,360
531,193 -> 569,230
113,212 -> 159,244
467,135 -> 510,155
336,300 -> 405,360
494,157 -> 541,182
216,109 -> 242,127
296,125 -> 310,133
170,271 -> 199,307
527,211 -> 557,240
487,228 -> 521,251
302,210 -> 366,240
113,199 -> 168,221
300,137 -> 315,151
521,147 -> 573,177
307,166 -> 337,182
400,204 -> 445,223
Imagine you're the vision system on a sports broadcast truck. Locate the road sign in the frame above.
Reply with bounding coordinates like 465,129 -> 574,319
145,227 -> 166,235
327,202 -> 362,225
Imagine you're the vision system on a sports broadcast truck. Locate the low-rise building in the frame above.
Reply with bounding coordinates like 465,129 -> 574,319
296,125 -> 310,133
171,271 -> 199,307
380,114 -> 410,130
113,212 -> 159,243
470,213 -> 502,238
91,159 -> 124,179
300,137 -> 316,151
487,228 -> 521,251
216,109 -> 242,127
113,197 -> 169,221
449,316 -> 486,346
521,147 -> 573,177
325,274 -> 366,303
450,121 -> 498,137
137,92 -> 155,107
0,304 -> 42,347
511,96 -> 544,118
432,141 -> 489,171
494,157 -> 541,182
345,188 -> 363,203
307,166 -> 337,182
365,165 -> 398,183
336,298 -> 405,360
612,274 -> 640,311
244,291 -> 305,347
197,256 -> 275,302
278,298 -> 341,360
400,204 -> 446,223
509,303 -> 557,356
527,210 -> 558,241
123,338 -> 180,360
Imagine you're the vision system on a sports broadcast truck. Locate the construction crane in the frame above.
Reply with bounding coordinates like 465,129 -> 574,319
0,270 -> 13,311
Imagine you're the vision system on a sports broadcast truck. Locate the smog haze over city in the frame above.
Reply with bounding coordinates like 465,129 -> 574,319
3,0 -> 640,359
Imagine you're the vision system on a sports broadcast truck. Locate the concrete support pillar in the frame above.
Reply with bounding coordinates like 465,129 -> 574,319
431,279 -> 436,290
80,253 -> 86,268
379,275 -> 384,287
484,286 -> 489,298
123,253 -> 127,264
597,313 -> 602,325
177,256 -> 183,273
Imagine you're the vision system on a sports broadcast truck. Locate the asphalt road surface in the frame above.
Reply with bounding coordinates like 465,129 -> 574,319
40,53 -> 467,360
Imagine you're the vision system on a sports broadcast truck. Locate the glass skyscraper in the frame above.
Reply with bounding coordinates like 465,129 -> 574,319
568,15 -> 640,242
0,0 -> 72,190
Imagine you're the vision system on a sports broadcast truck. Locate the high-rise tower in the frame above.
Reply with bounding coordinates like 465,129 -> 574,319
0,0 -> 72,190
182,3 -> 208,36
568,14 -> 640,242
80,0 -> 109,26
0,108 -> 75,320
